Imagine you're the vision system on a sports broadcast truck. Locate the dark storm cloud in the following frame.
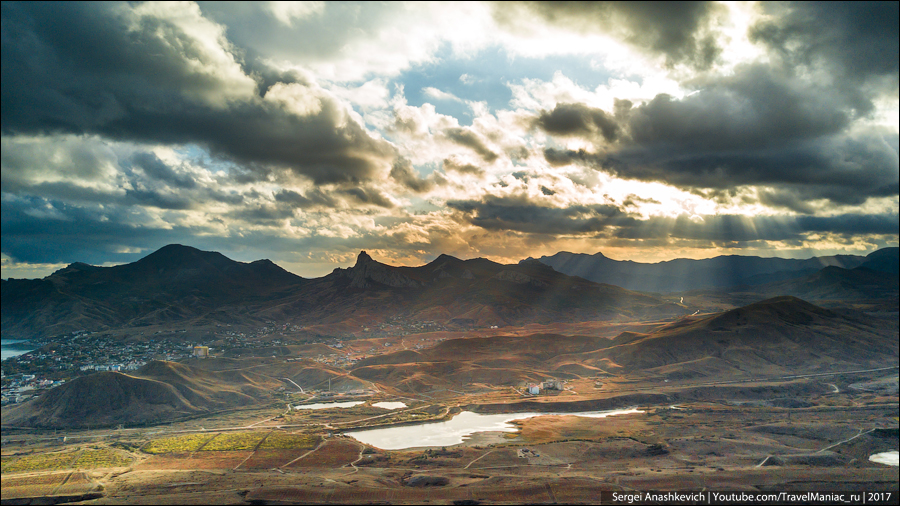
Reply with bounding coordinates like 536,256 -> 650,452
534,102 -> 619,142
390,158 -> 434,193
444,128 -> 499,163
448,195 -> 635,235
541,62 -> 899,206
447,194 -> 898,243
627,65 -> 857,149
495,1 -> 724,69
750,2 -> 899,86
0,2 -> 395,185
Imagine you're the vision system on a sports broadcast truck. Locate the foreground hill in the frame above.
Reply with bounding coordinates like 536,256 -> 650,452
2,360 -> 285,428
531,249 -> 890,293
1,244 -> 305,339
596,297 -> 897,377
350,297 -> 898,393
1,246 -> 683,339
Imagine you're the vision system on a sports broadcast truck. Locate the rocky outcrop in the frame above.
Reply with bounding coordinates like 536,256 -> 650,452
494,270 -> 547,287
344,251 -> 422,289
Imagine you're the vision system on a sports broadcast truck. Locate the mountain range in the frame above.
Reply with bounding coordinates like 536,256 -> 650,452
1,245 -> 681,339
530,248 -> 898,293
3,245 -> 897,340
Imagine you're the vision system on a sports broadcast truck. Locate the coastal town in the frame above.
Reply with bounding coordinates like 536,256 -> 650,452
0,318 -> 457,407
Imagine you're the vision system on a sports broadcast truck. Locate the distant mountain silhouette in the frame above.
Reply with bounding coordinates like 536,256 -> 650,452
261,250 -> 680,331
753,265 -> 899,301
1,245 -> 682,339
1,245 -> 305,339
858,247 -> 899,274
531,250 -> 874,292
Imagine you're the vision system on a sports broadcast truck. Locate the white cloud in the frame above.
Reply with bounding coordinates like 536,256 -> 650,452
266,1 -> 324,26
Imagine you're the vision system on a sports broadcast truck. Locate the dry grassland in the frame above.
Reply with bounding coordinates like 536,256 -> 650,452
284,438 -> 359,468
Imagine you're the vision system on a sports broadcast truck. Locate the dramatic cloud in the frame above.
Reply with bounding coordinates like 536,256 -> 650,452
494,1 -> 727,69
750,2 -> 899,86
534,102 -> 621,142
1,2 -> 396,185
1,1 -> 897,278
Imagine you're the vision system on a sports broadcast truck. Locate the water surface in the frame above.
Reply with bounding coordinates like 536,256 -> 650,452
1,339 -> 37,361
294,401 -> 365,410
372,401 -> 407,410
869,450 -> 899,466
347,408 -> 642,449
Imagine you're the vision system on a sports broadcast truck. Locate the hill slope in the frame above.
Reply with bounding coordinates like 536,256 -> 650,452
350,297 -> 898,392
2,360 -> 285,428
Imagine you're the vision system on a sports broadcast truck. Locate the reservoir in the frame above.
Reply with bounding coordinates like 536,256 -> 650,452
346,408 -> 642,450
869,451 -> 898,467
372,401 -> 407,410
1,339 -> 37,361
294,401 -> 365,410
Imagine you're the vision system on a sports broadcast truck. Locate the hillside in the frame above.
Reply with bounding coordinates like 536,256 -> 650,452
594,297 -> 898,377
1,360 -> 286,428
350,297 -> 898,393
533,250 -> 875,292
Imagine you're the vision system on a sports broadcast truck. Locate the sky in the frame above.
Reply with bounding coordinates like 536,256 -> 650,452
1,1 -> 898,279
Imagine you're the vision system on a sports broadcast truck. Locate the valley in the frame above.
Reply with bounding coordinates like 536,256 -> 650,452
2,246 -> 898,504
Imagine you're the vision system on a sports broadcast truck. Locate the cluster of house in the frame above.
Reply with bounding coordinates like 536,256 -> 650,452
526,379 -> 565,395
79,361 -> 145,372
0,374 -> 66,405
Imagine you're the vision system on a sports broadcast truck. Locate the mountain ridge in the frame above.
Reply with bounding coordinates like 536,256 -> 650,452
1,245 -> 682,339
530,248 -> 896,292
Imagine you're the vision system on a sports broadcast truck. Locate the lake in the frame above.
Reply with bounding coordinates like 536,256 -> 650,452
372,401 -> 407,410
294,401 -> 365,410
346,407 -> 643,450
869,450 -> 899,467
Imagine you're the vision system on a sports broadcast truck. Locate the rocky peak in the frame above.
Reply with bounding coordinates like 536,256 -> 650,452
356,250 -> 374,266
344,251 -> 420,289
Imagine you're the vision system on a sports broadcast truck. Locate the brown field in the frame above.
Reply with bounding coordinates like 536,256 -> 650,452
284,438 -> 360,468
239,449 -> 308,469
53,471 -> 96,495
1,472 -> 69,499
134,450 -> 252,470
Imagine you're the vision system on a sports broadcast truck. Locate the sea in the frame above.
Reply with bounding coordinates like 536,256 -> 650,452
1,339 -> 37,361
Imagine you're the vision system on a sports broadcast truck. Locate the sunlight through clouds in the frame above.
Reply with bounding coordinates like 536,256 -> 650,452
1,1 -> 896,278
